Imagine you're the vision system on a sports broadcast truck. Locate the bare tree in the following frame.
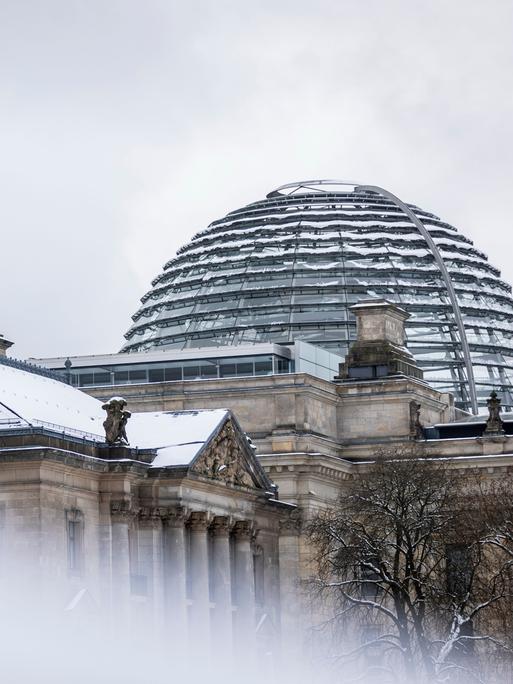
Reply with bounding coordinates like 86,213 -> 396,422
306,451 -> 511,683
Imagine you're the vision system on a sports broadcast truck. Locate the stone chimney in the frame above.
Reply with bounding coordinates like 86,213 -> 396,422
0,335 -> 13,357
336,299 -> 423,381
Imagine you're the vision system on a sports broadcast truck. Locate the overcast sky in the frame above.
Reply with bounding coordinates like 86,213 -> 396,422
2,0 -> 513,359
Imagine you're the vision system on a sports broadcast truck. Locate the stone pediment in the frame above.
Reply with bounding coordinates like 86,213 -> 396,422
191,418 -> 269,491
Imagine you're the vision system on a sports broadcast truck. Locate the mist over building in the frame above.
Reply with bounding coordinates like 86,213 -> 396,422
3,181 -> 513,681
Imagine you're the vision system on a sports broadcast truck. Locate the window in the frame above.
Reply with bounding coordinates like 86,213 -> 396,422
183,365 -> 201,379
361,625 -> 383,665
165,367 -> 182,381
254,359 -> 272,375
220,363 -> 237,378
66,509 -> 84,576
446,544 -> 472,598
149,368 -> 165,382
360,558 -> 381,600
200,363 -> 218,378
129,370 -> 147,382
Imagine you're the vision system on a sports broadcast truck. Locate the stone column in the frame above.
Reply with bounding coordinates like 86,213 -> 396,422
210,516 -> 233,655
110,501 -> 134,622
257,530 -> 281,667
99,496 -> 113,610
188,511 -> 211,653
162,507 -> 188,646
138,508 -> 164,630
278,510 -> 303,660
233,520 -> 256,659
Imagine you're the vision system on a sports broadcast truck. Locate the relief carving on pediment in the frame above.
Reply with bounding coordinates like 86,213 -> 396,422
192,422 -> 255,488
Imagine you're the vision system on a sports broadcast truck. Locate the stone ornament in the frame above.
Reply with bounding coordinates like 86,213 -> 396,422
192,422 -> 255,488
233,519 -> 254,539
102,397 -> 131,445
484,390 -> 505,435
110,499 -> 136,522
162,506 -> 188,527
279,508 -> 302,534
409,401 -> 423,440
210,515 -> 232,536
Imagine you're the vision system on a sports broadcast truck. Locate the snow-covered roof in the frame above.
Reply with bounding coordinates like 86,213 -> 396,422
0,362 -> 229,467
0,361 -> 105,436
129,409 -> 229,466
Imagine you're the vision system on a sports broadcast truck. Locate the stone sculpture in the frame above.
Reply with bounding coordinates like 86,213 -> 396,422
193,422 -> 254,488
484,390 -> 504,435
102,397 -> 131,445
409,400 -> 423,440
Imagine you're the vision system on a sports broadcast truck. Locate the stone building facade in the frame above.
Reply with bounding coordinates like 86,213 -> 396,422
0,362 -> 291,660
77,301 -> 513,656
4,300 -> 513,665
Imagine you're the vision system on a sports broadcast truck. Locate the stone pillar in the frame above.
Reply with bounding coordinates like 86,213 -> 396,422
233,520 -> 256,659
110,501 -> 134,622
99,496 -> 113,610
257,530 -> 281,662
162,507 -> 188,646
210,516 -> 233,655
278,510 -> 303,660
188,511 -> 211,653
138,508 -> 164,630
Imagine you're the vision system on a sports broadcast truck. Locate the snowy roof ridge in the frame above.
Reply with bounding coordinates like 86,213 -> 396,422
0,355 -> 67,384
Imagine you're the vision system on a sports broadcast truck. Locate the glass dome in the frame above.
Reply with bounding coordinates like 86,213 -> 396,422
122,181 -> 513,412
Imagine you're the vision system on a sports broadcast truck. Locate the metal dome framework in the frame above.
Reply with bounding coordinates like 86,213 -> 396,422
122,181 -> 513,413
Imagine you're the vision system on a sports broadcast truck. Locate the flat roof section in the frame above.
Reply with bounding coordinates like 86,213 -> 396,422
32,342 -> 293,370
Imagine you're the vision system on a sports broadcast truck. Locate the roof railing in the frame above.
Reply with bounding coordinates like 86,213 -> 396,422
0,355 -> 70,384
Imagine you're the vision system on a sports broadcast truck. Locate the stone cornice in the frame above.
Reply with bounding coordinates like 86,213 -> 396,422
86,372 -> 340,405
0,447 -> 109,472
259,451 -> 354,477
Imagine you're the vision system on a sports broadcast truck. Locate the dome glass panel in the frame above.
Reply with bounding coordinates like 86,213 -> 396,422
122,181 -> 513,412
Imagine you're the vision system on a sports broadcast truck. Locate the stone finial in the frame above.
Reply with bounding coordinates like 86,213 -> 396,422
336,299 -> 423,381
0,335 -> 14,358
102,397 -> 131,446
484,390 -> 505,435
64,358 -> 73,385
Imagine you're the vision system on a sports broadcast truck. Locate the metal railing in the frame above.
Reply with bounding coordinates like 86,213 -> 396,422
0,355 -> 69,384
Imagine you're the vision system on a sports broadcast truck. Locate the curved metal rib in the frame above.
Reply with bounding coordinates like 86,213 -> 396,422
357,184 -> 479,414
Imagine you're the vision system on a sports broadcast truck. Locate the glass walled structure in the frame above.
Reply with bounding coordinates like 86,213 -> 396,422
34,345 -> 293,389
122,181 -> 513,412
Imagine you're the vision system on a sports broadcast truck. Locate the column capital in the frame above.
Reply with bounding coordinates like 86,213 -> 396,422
162,505 -> 188,527
211,515 -> 232,536
233,519 -> 254,540
138,506 -> 163,528
188,510 -> 210,531
110,499 -> 136,523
